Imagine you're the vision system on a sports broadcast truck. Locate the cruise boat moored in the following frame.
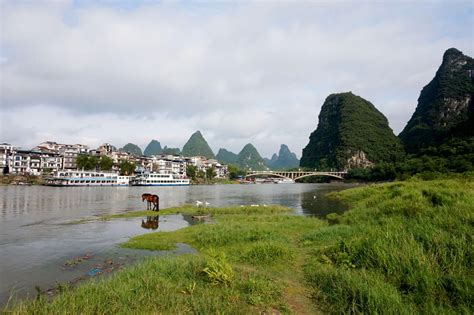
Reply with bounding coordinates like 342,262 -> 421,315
44,171 -> 131,186
131,173 -> 190,186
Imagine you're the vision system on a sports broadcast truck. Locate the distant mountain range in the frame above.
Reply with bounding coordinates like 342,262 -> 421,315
265,144 -> 299,170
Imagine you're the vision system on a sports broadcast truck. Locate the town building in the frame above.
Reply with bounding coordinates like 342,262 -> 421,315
9,150 -> 61,175
0,143 -> 16,174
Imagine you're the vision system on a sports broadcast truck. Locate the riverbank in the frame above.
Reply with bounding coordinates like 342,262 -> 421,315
0,174 -> 44,186
5,177 -> 473,313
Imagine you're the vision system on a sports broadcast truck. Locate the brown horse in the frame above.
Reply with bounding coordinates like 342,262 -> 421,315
142,193 -> 159,211
141,216 -> 159,230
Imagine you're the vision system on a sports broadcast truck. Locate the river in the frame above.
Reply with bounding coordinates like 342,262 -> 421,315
0,183 -> 356,306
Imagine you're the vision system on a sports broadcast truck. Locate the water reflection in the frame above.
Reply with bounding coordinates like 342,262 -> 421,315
141,216 -> 159,230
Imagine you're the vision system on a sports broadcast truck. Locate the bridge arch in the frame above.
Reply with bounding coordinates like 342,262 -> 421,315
244,172 -> 289,179
294,173 -> 344,181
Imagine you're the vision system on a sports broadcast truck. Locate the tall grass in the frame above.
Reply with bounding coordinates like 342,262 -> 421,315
305,178 -> 474,313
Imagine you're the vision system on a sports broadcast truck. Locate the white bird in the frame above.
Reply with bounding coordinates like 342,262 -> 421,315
313,195 -> 317,199
204,202 -> 210,208
263,204 -> 267,207
195,200 -> 203,207
250,204 -> 259,207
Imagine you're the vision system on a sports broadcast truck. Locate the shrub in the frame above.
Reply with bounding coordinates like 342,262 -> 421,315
202,249 -> 234,286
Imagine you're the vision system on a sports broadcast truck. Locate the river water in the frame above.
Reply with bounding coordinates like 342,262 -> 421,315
0,183 -> 355,306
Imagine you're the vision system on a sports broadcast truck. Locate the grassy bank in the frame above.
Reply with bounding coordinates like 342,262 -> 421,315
306,177 -> 474,313
6,177 -> 473,314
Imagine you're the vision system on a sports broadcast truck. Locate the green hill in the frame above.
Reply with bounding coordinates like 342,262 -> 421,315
236,143 -> 267,171
181,131 -> 215,159
162,146 -> 181,155
216,148 -> 238,164
121,143 -> 143,156
399,48 -> 474,152
143,140 -> 162,156
267,144 -> 299,170
300,92 -> 404,170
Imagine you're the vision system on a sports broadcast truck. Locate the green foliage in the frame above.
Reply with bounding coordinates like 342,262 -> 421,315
143,140 -> 162,156
300,92 -> 404,170
119,160 -> 135,175
120,143 -> 143,156
98,156 -> 114,171
400,48 -> 474,153
241,241 -> 294,265
75,155 -> 98,170
202,249 -> 234,286
348,137 -> 474,181
266,144 -> 299,170
236,143 -> 268,171
205,166 -> 216,179
307,178 -> 474,313
227,164 -> 246,179
242,274 -> 282,306
186,164 -> 197,180
181,130 -> 215,159
161,146 -> 181,155
197,169 -> 205,179
75,155 -> 112,171
216,148 -> 238,164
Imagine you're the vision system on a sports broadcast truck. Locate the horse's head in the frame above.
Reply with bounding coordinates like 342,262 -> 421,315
142,193 -> 149,201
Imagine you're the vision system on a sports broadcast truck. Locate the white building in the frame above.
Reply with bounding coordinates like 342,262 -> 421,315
34,142 -> 90,170
187,156 -> 228,179
0,143 -> 15,174
9,150 -> 61,175
146,155 -> 187,178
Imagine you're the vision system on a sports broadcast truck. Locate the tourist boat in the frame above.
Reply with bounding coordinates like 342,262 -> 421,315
44,170 -> 131,186
130,173 -> 190,186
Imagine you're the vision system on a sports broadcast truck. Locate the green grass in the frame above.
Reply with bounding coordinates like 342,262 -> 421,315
6,177 -> 474,314
306,177 -> 474,313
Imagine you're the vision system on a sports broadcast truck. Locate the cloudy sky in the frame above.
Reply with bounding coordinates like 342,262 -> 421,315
1,0 -> 473,158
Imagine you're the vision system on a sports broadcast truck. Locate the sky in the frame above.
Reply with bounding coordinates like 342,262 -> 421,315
1,0 -> 473,158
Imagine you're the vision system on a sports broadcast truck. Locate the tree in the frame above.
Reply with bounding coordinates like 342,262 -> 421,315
76,155 -> 98,170
197,170 -> 205,179
119,160 -> 135,175
206,166 -> 216,180
228,164 -> 246,179
99,156 -> 114,171
186,165 -> 197,180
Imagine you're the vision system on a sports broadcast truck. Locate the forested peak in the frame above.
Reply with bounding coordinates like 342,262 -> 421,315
121,143 -> 143,156
144,140 -> 162,156
181,130 -> 215,159
300,92 -> 403,170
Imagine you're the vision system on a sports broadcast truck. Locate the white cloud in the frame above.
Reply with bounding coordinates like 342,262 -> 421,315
1,1 -> 472,158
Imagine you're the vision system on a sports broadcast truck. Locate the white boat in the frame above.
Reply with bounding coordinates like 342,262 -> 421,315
276,178 -> 295,184
44,170 -> 131,186
131,173 -> 190,186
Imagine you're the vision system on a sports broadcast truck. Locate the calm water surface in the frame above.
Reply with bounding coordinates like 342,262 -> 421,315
0,183 -> 356,305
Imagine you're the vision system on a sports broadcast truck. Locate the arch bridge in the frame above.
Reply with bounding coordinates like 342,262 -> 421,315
245,170 -> 348,181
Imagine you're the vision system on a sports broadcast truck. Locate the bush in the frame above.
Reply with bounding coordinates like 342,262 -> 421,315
202,249 -> 234,286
